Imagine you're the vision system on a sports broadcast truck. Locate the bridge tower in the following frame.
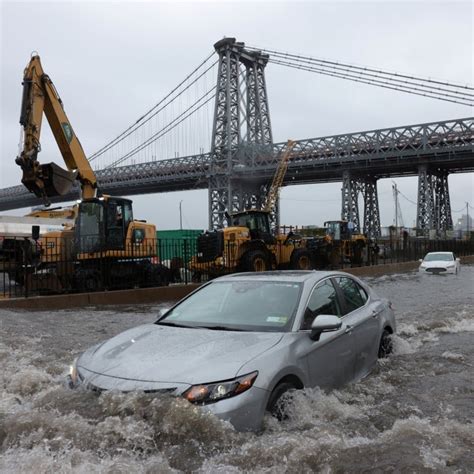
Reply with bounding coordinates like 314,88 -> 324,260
341,171 -> 381,238
208,38 -> 274,229
416,166 -> 453,235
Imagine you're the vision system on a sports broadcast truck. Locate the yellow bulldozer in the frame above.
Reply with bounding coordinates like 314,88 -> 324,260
189,140 -> 314,278
305,220 -> 370,268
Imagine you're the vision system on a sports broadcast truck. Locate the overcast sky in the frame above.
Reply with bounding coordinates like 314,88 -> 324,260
1,0 -> 473,230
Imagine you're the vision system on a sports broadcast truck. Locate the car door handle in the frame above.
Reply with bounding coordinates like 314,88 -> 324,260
344,325 -> 352,334
372,308 -> 381,318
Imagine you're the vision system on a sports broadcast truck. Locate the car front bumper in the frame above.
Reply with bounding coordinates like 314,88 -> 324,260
69,367 -> 270,431
419,266 -> 456,274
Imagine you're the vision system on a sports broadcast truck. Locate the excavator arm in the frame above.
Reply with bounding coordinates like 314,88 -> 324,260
15,55 -> 97,203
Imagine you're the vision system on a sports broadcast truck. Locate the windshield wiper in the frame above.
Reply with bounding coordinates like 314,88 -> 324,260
195,325 -> 245,331
156,321 -> 197,329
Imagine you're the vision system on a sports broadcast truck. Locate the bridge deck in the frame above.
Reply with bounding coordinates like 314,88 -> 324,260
1,117 -> 472,211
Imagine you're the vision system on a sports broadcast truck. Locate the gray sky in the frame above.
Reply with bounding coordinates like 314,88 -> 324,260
1,0 -> 473,230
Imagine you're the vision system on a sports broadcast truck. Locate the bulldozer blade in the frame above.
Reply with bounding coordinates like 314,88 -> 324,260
22,163 -> 77,198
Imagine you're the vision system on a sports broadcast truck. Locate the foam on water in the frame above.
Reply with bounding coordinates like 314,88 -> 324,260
1,267 -> 473,471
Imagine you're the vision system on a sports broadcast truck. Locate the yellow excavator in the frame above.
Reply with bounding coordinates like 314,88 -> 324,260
189,140 -> 313,278
13,54 -> 166,292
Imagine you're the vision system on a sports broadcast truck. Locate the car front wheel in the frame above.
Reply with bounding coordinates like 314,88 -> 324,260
378,329 -> 393,358
266,382 -> 297,421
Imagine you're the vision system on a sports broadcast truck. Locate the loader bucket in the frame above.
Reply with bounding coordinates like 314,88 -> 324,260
22,162 -> 76,198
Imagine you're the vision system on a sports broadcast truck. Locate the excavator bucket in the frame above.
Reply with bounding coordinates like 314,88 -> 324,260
22,162 -> 76,198
40,163 -> 77,197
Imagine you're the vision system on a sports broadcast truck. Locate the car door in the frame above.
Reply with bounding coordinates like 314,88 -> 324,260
298,278 -> 355,389
334,276 -> 381,379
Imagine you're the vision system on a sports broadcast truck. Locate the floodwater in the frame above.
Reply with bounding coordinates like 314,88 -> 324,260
0,267 -> 473,473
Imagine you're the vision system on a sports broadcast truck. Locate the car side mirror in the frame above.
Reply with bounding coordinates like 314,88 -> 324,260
456,258 -> 460,262
418,259 -> 423,263
310,315 -> 342,341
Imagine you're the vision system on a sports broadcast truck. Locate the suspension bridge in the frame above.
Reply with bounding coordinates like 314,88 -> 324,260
1,38 -> 473,237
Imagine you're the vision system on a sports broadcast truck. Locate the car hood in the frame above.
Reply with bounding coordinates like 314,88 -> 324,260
78,324 -> 283,385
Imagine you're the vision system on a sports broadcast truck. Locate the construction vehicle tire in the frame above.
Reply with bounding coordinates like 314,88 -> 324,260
241,249 -> 270,272
74,269 -> 101,293
290,248 -> 313,270
144,264 -> 170,287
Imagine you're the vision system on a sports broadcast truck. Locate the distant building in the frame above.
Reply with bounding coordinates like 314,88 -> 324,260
454,214 -> 472,231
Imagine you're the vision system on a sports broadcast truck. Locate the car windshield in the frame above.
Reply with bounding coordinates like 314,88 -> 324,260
157,280 -> 303,332
424,253 -> 453,262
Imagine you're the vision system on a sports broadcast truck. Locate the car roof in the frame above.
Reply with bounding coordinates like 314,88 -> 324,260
213,270 -> 348,283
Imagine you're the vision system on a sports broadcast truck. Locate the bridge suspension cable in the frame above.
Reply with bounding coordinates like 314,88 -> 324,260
248,46 -> 473,107
89,52 -> 217,168
106,87 -> 216,168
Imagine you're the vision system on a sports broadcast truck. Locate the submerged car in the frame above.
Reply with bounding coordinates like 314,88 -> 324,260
69,271 -> 396,431
419,251 -> 460,275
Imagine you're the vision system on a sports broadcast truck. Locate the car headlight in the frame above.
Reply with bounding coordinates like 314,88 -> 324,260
183,371 -> 258,405
446,263 -> 455,268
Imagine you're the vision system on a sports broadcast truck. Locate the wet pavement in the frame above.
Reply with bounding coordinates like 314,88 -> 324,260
0,266 -> 473,473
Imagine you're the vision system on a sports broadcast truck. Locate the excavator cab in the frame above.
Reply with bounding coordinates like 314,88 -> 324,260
75,197 -> 133,254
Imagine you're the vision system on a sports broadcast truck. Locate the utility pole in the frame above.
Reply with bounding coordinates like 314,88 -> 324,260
179,200 -> 183,230
467,202 -> 470,234
392,182 -> 399,229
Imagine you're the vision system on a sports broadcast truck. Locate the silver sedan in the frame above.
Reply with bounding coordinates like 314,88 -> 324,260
69,271 -> 396,431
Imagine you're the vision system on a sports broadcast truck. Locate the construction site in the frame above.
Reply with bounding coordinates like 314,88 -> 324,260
1,40 -> 473,300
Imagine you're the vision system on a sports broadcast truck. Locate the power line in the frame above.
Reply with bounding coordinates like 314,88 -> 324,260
396,189 -> 418,206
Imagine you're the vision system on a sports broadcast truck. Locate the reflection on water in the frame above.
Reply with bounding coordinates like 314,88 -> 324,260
1,267 -> 473,472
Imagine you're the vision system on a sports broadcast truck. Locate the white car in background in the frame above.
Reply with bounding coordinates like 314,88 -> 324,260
419,251 -> 460,275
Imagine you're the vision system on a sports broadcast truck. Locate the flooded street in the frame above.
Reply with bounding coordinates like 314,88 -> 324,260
0,267 -> 473,473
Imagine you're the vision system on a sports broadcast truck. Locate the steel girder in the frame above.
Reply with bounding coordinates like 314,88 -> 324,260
417,166 -> 453,234
416,165 -> 436,232
0,118 -> 472,212
361,177 -> 381,238
246,57 -> 273,145
208,38 -> 242,229
341,172 -> 381,238
209,38 -> 274,229
341,171 -> 361,232
434,170 -> 453,233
